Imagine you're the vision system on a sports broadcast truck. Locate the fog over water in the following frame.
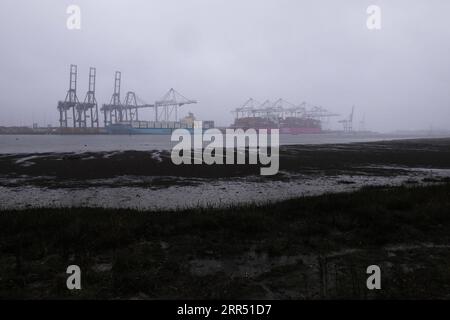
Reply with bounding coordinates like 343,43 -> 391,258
0,0 -> 449,132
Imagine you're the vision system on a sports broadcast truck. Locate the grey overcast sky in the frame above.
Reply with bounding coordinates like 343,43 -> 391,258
0,0 -> 449,131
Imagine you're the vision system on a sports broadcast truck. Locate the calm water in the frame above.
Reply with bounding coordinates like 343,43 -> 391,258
0,133 -> 443,154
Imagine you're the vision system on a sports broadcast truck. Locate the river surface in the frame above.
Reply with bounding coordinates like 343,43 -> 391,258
0,133 -> 444,154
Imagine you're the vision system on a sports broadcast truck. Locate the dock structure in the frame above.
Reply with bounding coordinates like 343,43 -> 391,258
154,88 -> 198,122
101,71 -> 155,126
338,106 -> 355,133
57,65 -> 100,128
101,71 -> 124,126
76,67 -> 99,128
57,65 -> 197,129
57,64 -> 79,128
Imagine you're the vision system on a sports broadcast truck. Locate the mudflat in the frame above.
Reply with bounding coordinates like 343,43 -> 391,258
0,138 -> 450,298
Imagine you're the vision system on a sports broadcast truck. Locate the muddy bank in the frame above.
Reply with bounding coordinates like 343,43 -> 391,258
1,138 -> 450,181
1,170 -> 450,210
1,138 -> 450,210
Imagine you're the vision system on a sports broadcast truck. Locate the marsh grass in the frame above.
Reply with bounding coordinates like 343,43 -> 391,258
1,183 -> 450,299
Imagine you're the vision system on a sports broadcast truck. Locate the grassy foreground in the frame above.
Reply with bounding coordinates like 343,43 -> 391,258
1,183 -> 450,299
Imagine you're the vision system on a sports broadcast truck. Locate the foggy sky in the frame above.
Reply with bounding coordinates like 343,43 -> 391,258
0,0 -> 449,132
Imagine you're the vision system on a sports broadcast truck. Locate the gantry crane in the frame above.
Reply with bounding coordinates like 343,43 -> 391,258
339,106 -> 355,132
154,88 -> 197,122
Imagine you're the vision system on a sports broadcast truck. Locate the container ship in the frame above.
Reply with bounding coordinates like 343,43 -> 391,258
231,116 -> 321,134
106,113 -> 214,135
230,98 -> 337,134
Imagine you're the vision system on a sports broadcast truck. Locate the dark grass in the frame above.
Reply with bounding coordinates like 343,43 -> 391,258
1,183 -> 450,299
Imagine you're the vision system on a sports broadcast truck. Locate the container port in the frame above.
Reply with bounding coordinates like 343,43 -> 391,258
0,65 -> 361,135
54,64 -> 344,135
1,65 -> 358,135
230,98 -> 340,134
54,65 -> 214,135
